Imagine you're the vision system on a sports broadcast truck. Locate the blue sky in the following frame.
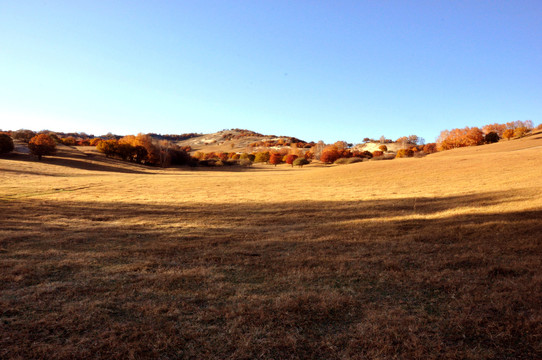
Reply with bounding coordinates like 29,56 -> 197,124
0,1 -> 540,143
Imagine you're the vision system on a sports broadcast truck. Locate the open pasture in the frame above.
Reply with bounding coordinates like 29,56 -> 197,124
1,135 -> 541,359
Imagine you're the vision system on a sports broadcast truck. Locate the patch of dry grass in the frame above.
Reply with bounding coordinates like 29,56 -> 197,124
1,135 -> 541,359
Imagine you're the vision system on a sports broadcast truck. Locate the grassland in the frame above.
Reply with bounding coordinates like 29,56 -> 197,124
1,134 -> 541,359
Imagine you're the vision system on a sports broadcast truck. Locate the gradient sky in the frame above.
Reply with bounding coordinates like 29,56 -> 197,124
1,1 -> 540,143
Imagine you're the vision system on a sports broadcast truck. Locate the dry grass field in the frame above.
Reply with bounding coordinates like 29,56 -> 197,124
1,134 -> 541,359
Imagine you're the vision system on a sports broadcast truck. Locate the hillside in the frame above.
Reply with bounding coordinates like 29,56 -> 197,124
1,134 -> 541,358
173,128 -> 409,154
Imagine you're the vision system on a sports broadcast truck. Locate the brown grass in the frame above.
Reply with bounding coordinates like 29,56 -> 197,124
1,134 -> 541,359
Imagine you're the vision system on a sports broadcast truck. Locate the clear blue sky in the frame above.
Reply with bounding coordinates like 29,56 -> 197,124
1,1 -> 540,143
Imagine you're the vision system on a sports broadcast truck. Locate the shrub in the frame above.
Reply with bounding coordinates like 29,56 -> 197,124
378,145 -> 388,152
0,134 -> 14,154
372,150 -> 384,157
28,134 -> 56,160
423,143 -> 437,154
61,137 -> 76,146
372,153 -> 396,161
484,132 -> 500,144
293,158 -> 310,167
320,149 -> 340,164
334,157 -> 363,165
396,149 -> 414,158
239,159 -> 253,167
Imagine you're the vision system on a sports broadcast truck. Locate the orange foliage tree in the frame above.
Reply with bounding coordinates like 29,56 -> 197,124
423,143 -> 437,154
269,153 -> 283,166
28,134 -> 56,160
502,129 -> 514,140
96,139 -> 119,157
513,127 -> 528,138
437,127 -> 484,151
285,154 -> 298,167
320,147 -> 341,164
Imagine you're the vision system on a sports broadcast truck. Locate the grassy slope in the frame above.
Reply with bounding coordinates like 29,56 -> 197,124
0,135 -> 541,359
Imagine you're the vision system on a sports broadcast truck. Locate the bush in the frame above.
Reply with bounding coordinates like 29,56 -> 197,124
378,145 -> 388,152
28,134 -> 56,160
371,153 -> 396,161
0,134 -> 14,154
240,153 -> 255,162
362,151 -> 373,159
293,158 -> 310,167
320,149 -> 340,164
372,151 -> 384,157
484,132 -> 500,144
334,157 -> 363,165
239,159 -> 253,167
396,149 -> 414,158
423,143 -> 437,154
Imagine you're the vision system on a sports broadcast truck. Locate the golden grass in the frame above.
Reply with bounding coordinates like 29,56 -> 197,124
1,134 -> 541,359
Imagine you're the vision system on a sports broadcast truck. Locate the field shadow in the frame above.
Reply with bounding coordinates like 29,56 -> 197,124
1,190 -> 541,359
2,149 -> 150,175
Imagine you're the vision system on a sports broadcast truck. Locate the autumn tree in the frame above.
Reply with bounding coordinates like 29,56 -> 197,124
312,140 -> 325,160
0,134 -> 14,154
89,138 -> 102,146
116,143 -> 134,161
97,139 -> 119,157
28,134 -> 56,160
320,148 -> 340,164
269,153 -> 283,166
482,123 -> 507,137
437,127 -> 484,151
502,129 -> 514,140
285,154 -> 298,167
513,127 -> 528,138
423,143 -> 437,154
254,152 -> 270,163
135,133 -> 159,165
